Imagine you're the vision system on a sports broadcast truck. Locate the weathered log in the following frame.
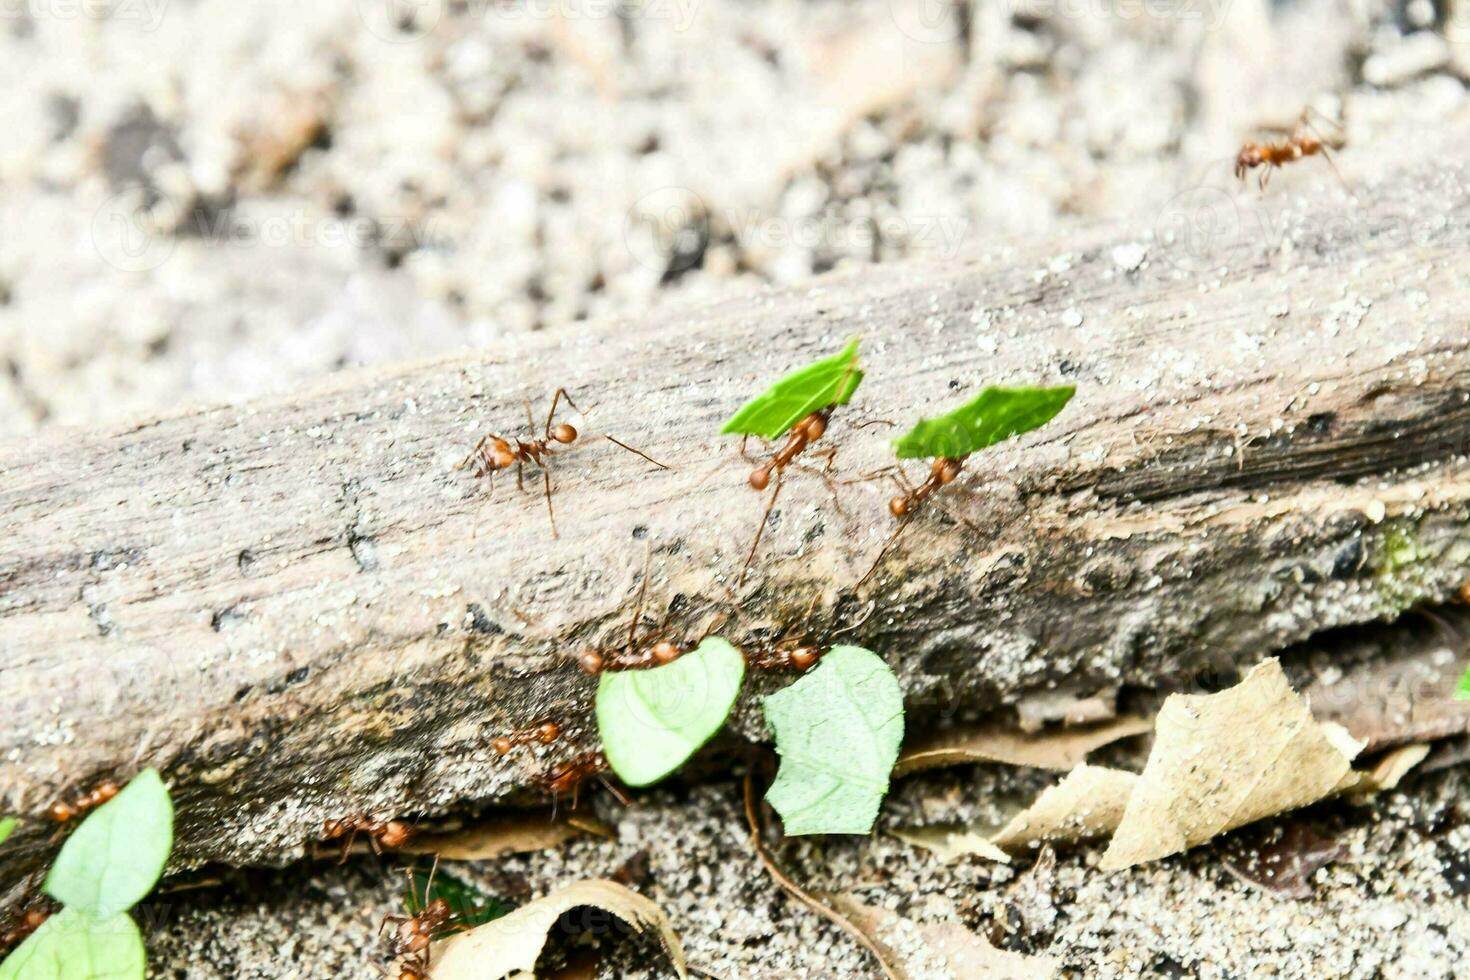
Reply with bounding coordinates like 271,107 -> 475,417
3,156 -> 1469,895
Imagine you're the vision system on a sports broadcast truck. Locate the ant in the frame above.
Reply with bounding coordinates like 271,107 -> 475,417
320,814 -> 415,862
857,456 -> 976,588
457,387 -> 667,537
730,360 -> 886,586
380,857 -> 470,967
491,720 -> 561,755
575,545 -> 725,675
537,751 -> 630,814
1235,109 -> 1346,191
48,778 -> 121,822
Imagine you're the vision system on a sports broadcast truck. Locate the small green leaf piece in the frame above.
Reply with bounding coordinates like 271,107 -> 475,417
597,637 -> 747,787
1456,665 -> 1470,701
44,770 -> 173,918
721,339 -> 863,439
407,861 -> 512,932
893,385 -> 1075,460
0,908 -> 145,980
0,817 -> 14,848
763,646 -> 904,835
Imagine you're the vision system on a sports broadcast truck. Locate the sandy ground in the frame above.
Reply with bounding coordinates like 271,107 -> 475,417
4,0 -> 1470,976
144,762 -> 1470,978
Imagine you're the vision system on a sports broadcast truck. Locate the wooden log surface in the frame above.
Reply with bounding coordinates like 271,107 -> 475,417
3,149 -> 1470,892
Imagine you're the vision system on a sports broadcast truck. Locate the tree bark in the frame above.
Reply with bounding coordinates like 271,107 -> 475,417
3,157 -> 1469,893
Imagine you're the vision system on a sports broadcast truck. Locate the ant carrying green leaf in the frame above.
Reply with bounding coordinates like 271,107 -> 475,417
720,339 -> 871,584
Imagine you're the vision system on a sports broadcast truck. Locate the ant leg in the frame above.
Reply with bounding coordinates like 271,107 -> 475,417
597,774 -> 633,807
545,388 -> 570,441
850,417 -> 897,430
738,435 -> 763,467
604,434 -> 670,470
338,828 -> 358,864
929,495 -> 983,535
738,468 -> 783,587
542,467 -> 558,538
856,517 -> 912,590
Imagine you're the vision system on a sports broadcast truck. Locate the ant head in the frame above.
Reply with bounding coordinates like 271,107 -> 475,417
578,650 -> 605,675
936,459 -> 962,484
378,820 -> 413,848
888,495 -> 909,518
536,721 -> 561,743
749,463 -> 773,491
490,439 -> 515,469
48,801 -> 76,822
801,413 -> 828,441
491,736 -> 514,755
551,423 -> 578,444
1234,147 -> 1259,179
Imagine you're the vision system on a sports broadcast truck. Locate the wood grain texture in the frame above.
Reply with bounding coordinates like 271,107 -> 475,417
2,156 -> 1469,890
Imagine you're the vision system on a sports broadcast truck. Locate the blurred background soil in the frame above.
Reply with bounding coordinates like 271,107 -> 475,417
2,0 -> 1466,436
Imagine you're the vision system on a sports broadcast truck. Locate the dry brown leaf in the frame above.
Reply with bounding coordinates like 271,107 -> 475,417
828,896 -> 1059,980
990,765 -> 1138,852
431,879 -> 687,980
1101,659 -> 1360,871
1357,742 -> 1432,794
1300,609 -> 1470,751
894,716 -> 1153,777
1220,821 -> 1344,899
889,826 -> 1012,864
399,810 -> 599,861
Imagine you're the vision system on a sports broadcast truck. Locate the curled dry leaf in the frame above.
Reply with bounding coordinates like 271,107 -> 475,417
827,896 -> 1060,980
399,810 -> 605,861
431,880 -> 687,980
1101,659 -> 1360,871
894,716 -> 1152,778
990,765 -> 1138,852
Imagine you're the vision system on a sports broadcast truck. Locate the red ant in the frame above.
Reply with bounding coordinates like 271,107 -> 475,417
320,815 -> 415,862
491,720 -> 561,755
458,387 -> 667,537
731,357 -> 887,586
857,456 -> 976,588
537,751 -> 630,814
1235,109 -> 1346,191
380,856 -> 470,969
48,778 -> 121,822
575,545 -> 725,675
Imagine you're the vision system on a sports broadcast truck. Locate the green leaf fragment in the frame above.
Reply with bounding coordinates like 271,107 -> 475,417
721,339 -> 864,439
598,637 -> 747,787
1456,665 -> 1470,701
893,385 -> 1075,460
407,862 -> 512,932
0,908 -> 145,980
0,817 -> 14,848
44,770 -> 173,918
763,646 -> 904,835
